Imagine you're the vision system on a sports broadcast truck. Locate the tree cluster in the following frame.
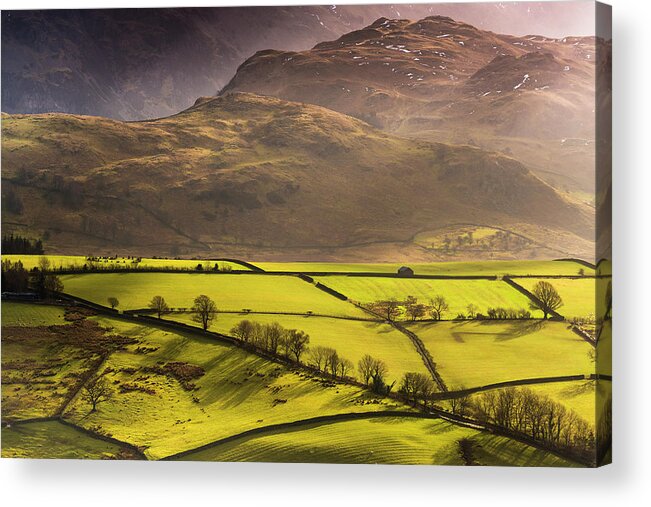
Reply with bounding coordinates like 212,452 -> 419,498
462,387 -> 594,455
399,372 -> 436,407
231,320 -> 311,363
367,294 -> 449,322
1,259 -> 29,292
2,234 -> 44,254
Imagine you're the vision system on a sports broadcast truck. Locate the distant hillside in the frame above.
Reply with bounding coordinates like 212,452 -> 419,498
1,93 -> 593,261
222,15 -> 608,196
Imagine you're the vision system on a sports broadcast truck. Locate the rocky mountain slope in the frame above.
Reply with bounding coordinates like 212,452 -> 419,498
2,3 -> 599,121
221,15 -> 607,195
1,93 -> 593,260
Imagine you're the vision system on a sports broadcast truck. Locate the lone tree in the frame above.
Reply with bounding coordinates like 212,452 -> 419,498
374,298 -> 401,321
191,294 -> 218,330
149,295 -> 170,318
530,281 -> 564,319
108,297 -> 120,309
81,375 -> 113,412
405,296 -> 426,321
430,295 -> 449,321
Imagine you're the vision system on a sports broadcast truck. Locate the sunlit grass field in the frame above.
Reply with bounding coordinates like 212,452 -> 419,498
175,416 -> 577,466
1,301 -> 67,327
59,273 -> 367,318
64,316 -> 405,460
406,320 -> 593,388
516,278 -> 597,319
256,260 -> 592,276
171,312 -> 429,384
1,421 -> 126,459
312,276 -> 542,318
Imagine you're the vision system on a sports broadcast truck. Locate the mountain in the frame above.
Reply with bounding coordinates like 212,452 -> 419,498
1,92 -> 593,261
221,15 -> 606,196
1,3 -> 600,122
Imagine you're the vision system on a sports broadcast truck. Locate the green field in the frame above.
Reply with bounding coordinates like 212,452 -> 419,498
517,278 -> 597,319
407,320 -> 593,388
1,301 -> 67,327
171,313 -> 430,384
1,420 -> 131,459
3,254 -> 249,271
175,416 -> 577,466
256,260 -> 592,276
64,316 -> 406,459
60,273 -> 367,318
313,276 -> 541,319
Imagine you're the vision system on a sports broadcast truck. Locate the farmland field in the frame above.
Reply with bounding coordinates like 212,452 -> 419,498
516,278 -> 597,319
407,320 -> 593,388
256,260 -> 592,276
175,416 -> 576,466
313,276 -> 542,318
1,420 -> 133,459
171,312 -> 430,384
60,273 -> 367,318
63,316 -> 406,459
1,301 -> 67,327
3,254 -> 249,272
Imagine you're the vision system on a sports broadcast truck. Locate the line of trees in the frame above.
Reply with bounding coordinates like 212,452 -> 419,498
451,386 -> 594,456
1,258 -> 63,296
1,234 -> 44,254
367,294 -> 450,322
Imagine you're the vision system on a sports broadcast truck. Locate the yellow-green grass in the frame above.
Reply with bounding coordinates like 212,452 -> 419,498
1,301 -> 67,327
59,273 -> 366,318
1,420 -> 127,459
170,313 -> 430,384
517,278 -> 597,319
2,254 -> 248,271
2,304 -> 100,420
64,316 -> 406,460
407,320 -> 593,388
313,276 -> 542,319
174,416 -> 577,466
256,260 -> 593,276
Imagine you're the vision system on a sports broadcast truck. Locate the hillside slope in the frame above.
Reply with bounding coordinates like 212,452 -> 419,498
222,16 -> 606,195
1,93 -> 593,260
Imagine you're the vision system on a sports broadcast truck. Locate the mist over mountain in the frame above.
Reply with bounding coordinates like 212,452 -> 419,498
2,2 -> 598,121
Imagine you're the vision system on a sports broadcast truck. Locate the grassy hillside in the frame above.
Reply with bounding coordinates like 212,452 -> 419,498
313,276 -> 541,318
60,272 -> 366,318
64,316 -> 406,459
172,313 -> 429,384
222,16 -> 600,197
2,92 -> 593,261
175,416 -> 577,466
407,320 -> 593,387
1,420 -> 131,460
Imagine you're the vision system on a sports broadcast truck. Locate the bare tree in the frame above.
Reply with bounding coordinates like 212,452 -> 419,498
372,298 -> 401,321
107,297 -> 120,310
286,329 -> 310,363
430,295 -> 449,321
191,294 -> 217,330
231,320 -> 255,343
466,304 -> 479,319
38,256 -> 51,272
309,346 -> 329,372
530,281 -> 564,319
325,348 -> 340,377
358,354 -> 376,385
405,296 -> 426,321
81,375 -> 113,412
148,295 -> 170,318
264,322 -> 284,354
338,358 -> 354,379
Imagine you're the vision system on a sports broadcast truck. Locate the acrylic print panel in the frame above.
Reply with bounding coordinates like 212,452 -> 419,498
0,1 -> 611,467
